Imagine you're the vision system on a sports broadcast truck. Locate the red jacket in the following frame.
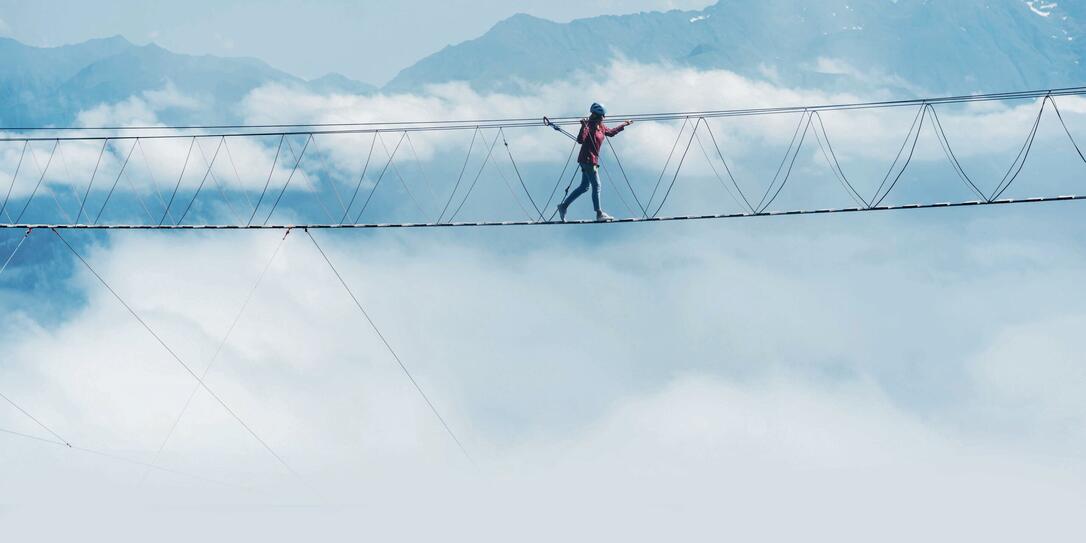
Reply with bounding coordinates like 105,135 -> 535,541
577,119 -> 625,165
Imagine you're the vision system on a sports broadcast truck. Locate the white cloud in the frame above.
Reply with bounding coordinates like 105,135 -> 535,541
3,209 -> 1086,540
967,316 -> 1086,435
75,83 -> 202,128
813,56 -> 927,96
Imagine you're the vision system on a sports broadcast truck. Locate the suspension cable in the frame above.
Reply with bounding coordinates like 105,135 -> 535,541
0,227 -> 31,276
304,229 -> 473,465
0,140 -> 30,222
755,111 -> 809,213
437,127 -> 479,224
759,112 -> 815,213
263,134 -> 313,225
14,139 -> 59,224
991,95 -> 1049,201
652,118 -> 704,217
160,137 -> 198,225
925,104 -> 986,200
138,138 -> 178,222
604,136 -> 647,217
194,136 -> 245,225
0,194 -> 1082,230
693,130 -> 748,212
176,136 -> 226,224
92,139 -> 137,225
499,128 -> 544,220
404,132 -> 440,208
51,228 -> 299,477
0,389 -> 72,447
1049,96 -> 1086,166
377,132 -> 429,218
141,230 -> 292,481
701,121 -> 754,213
341,132 -> 379,224
222,137 -> 257,213
0,425 -> 255,491
281,137 -> 338,224
26,140 -> 74,224
354,132 -> 406,223
306,136 -> 351,219
247,135 -> 284,226
645,117 -> 690,216
447,129 -> 501,222
810,111 -> 870,208
540,141 -> 578,221
5,85 -> 1085,140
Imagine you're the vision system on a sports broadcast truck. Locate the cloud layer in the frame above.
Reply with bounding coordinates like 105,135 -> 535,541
3,208 -> 1086,540
2,61 -> 1086,541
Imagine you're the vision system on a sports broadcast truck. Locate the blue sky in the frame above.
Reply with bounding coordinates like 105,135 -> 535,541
0,0 -> 713,83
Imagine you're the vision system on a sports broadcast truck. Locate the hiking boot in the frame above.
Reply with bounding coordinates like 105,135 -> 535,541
596,211 -> 614,222
557,203 -> 568,222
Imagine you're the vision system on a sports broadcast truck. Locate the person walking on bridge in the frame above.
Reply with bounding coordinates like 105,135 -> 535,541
557,103 -> 633,222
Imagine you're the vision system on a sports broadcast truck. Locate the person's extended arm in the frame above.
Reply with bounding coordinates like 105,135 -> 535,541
605,120 -> 634,137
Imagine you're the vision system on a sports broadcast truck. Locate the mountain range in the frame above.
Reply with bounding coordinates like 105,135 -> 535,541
2,0 -> 1083,127
0,35 -> 375,126
388,0 -> 1086,94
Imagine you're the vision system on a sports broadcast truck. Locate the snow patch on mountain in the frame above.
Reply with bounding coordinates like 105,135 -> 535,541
1025,1 -> 1058,17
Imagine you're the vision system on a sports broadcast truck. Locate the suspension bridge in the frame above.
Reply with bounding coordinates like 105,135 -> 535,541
1,86 -> 1084,231
2,85 -> 1086,489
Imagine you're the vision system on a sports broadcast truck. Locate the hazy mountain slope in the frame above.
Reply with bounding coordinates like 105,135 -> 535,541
3,0 -> 1082,128
0,36 -> 376,126
386,0 -> 1086,95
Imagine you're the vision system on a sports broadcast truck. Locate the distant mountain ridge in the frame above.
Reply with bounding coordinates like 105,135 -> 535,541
4,1 -> 1085,128
385,0 -> 1086,95
0,35 -> 375,126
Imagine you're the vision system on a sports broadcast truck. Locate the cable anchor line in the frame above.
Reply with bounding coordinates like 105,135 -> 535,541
0,425 -> 257,491
0,227 -> 32,278
140,228 -> 293,482
51,228 -> 300,477
304,229 -> 473,465
0,388 -> 72,447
